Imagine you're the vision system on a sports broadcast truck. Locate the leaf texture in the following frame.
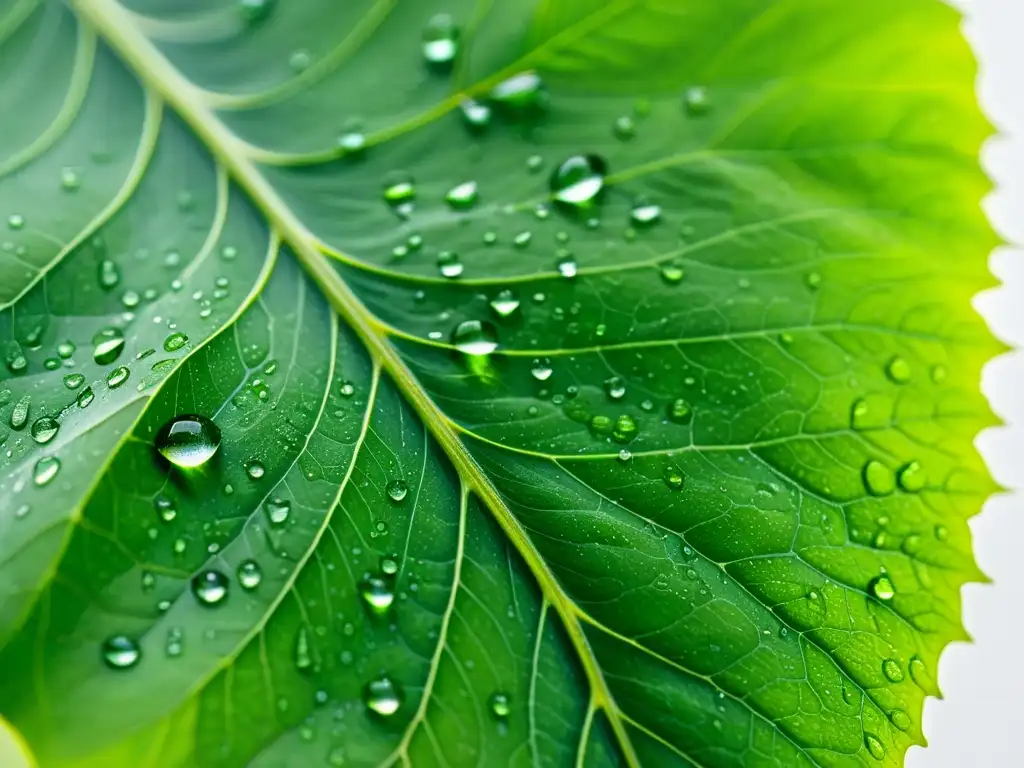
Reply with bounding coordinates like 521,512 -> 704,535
0,1 -> 1000,767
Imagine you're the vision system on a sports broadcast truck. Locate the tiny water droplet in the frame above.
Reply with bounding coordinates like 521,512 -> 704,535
33,456 -> 61,486
489,692 -> 510,719
604,376 -> 626,400
383,176 -> 415,207
7,214 -> 25,230
106,366 -> 129,388
550,155 -> 607,209
238,559 -> 263,590
489,289 -> 520,318
452,320 -> 498,356
422,14 -> 459,71
381,556 -> 399,575
364,675 -> 403,716
164,332 -> 188,352
192,570 -> 229,606
265,497 -> 291,526
154,494 -> 176,522
57,340 -> 75,359
886,356 -> 911,383
98,259 -> 121,290
862,460 -> 895,496
868,574 -> 895,601
101,635 -> 141,670
663,463 -> 685,491
60,167 -> 80,191
386,478 -> 408,502
338,380 -> 355,398
437,251 -> 463,278
155,414 -> 221,469
613,115 -> 635,141
660,260 -> 685,284
294,626 -> 313,671
445,180 -> 478,210
683,86 -> 709,115
359,575 -> 395,616
460,99 -> 491,131
30,416 -> 59,444
92,327 -> 125,365
337,131 -> 366,154
556,253 -> 578,278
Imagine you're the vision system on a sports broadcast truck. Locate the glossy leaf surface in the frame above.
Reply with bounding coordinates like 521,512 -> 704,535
0,1 -> 999,766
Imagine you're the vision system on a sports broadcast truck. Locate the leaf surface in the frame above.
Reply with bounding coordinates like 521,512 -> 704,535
0,1 -> 1000,767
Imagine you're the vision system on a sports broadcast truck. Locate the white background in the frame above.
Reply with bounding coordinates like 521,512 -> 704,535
909,1 -> 1023,766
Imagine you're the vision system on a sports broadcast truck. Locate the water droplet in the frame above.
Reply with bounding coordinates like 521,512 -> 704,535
164,332 -> 188,352
246,460 -> 265,480
864,734 -> 885,760
886,356 -> 911,383
460,99 -> 491,131
550,155 -> 607,209
890,709 -> 911,732
381,556 -> 399,575
101,635 -> 141,670
612,414 -> 638,444
422,13 -> 459,71
897,461 -> 924,493
121,290 -> 140,309
10,395 -> 30,430
337,130 -> 366,155
908,655 -> 938,695
530,358 -> 553,381
683,86 -> 709,115
165,627 -> 184,658
383,176 -> 415,207
192,570 -> 229,607
98,259 -> 121,290
805,272 -> 822,290
437,251 -> 463,278
667,398 -> 693,424
931,364 -> 947,384
630,202 -> 662,226
288,49 -> 311,72
862,460 -> 895,496
294,626 -> 313,671
386,478 -> 408,502
868,574 -> 895,601
604,376 -> 626,401
7,214 -> 25,230
156,414 -> 222,469
613,115 -> 635,141
57,340 -> 75,359
359,575 -> 395,616
238,559 -> 263,590
882,658 -> 904,682
452,320 -> 498,356
663,463 -> 685,491
60,167 -> 80,191
364,675 -> 403,716
265,497 -> 291,526
106,366 -> 129,388
490,71 -> 544,109
489,692 -> 510,719
489,289 -> 520,318
239,0 -> 275,25
556,253 -> 578,278
445,180 -> 478,210
338,380 -> 355,398
92,327 -> 125,365
154,494 -> 176,522
33,456 -> 61,486
30,416 -> 59,444
77,387 -> 95,408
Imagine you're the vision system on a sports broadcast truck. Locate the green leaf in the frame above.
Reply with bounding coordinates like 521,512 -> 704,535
0,0 -> 999,766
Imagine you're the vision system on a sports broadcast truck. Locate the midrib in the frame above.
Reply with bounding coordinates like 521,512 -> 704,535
69,1 -> 641,765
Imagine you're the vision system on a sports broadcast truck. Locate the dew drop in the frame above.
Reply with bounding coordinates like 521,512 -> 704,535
381,556 -> 399,575
445,180 -> 478,210
164,332 -> 188,352
613,115 -> 635,141
98,259 -> 121,290
630,202 -> 662,226
890,709 -> 911,732
489,71 -> 544,109
10,395 -> 30,429
106,366 -> 130,388
460,99 -> 491,131
612,414 -> 638,444
603,376 -> 626,401
660,260 -> 685,284
862,460 -> 895,496
550,155 -> 607,209
165,627 -> 184,658
155,414 -> 221,469
238,559 -> 263,590
885,356 -> 911,384
383,176 -> 415,207
489,692 -> 511,719
30,416 -> 59,444
92,327 -> 125,365
57,340 -> 76,359
338,380 -> 355,398
663,463 -> 685,491
386,478 -> 408,502
530,358 -> 553,382
683,86 -> 710,115
294,626 -> 313,671
489,289 -> 520,318
930,364 -> 947,384
359,575 -> 395,616
556,253 -> 578,278
192,570 -> 229,607
337,131 -> 366,155
896,461 -> 924,493
246,460 -> 265,480
364,675 -> 403,717
422,14 -> 459,71
452,319 -> 498,356
437,250 -> 463,278
265,497 -> 291,526
101,635 -> 141,670
33,456 -> 61,486
7,214 -> 25,230
882,658 -> 904,682
908,655 -> 938,695
154,494 -> 176,522
77,387 -> 95,409
864,734 -> 885,761
667,398 -> 693,424
239,0 -> 275,26
868,574 -> 895,601
60,167 -> 80,191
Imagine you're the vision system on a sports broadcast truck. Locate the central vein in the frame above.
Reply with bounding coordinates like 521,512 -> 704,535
70,0 -> 641,764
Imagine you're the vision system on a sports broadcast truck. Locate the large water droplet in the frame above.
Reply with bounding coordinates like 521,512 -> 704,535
460,99 -> 491,131
489,71 -> 544,109
864,734 -> 885,760
422,14 -> 459,71
445,180 -> 478,210
556,253 -> 578,278
684,86 -> 710,115
630,202 -> 662,226
164,332 -> 188,352
192,570 -> 229,606
386,478 -> 408,503
489,692 -> 511,719
106,366 -> 130,389
10,395 -> 30,429
613,115 -> 635,141
359,575 -> 395,616
530,358 -> 553,382
155,414 -> 222,469
30,416 -> 59,444
452,320 -> 498,356
92,327 -> 125,365
868,574 -> 895,601
33,456 -> 61,486
63,373 -> 85,391
611,414 -> 638,444
437,251 -> 463,278
364,675 -> 403,716
265,497 -> 291,526
102,635 -> 141,670
897,461 -> 924,493
667,398 -> 693,424
882,658 -> 904,682
663,463 -> 685,491
862,460 -> 894,496
885,356 -> 911,383
550,155 -> 607,209
238,559 -> 263,590
246,460 -> 265,480
603,376 -> 626,401
489,289 -> 520,318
